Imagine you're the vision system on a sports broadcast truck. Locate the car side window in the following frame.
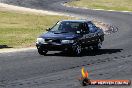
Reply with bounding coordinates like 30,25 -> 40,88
81,23 -> 89,34
88,23 -> 97,33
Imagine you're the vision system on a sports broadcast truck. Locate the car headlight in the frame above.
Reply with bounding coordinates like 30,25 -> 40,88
36,38 -> 45,44
61,40 -> 74,44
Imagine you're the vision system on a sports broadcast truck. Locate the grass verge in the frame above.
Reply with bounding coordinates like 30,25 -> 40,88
0,10 -> 73,48
67,0 -> 132,11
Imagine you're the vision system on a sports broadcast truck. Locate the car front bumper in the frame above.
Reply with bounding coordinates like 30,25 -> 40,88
36,43 -> 75,51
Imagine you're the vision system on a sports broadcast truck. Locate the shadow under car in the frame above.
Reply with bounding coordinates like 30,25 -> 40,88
42,49 -> 123,57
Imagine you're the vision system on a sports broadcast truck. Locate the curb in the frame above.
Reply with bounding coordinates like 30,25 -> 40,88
0,47 -> 36,53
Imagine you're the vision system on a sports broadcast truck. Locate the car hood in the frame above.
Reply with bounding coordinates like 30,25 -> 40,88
39,31 -> 81,39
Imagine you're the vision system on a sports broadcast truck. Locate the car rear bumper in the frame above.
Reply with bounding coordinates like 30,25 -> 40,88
36,43 -> 74,51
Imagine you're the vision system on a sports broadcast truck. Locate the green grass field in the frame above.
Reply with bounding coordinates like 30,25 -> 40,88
0,11 -> 72,48
68,0 -> 132,11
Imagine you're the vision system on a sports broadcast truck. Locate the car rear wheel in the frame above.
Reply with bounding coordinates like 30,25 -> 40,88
38,48 -> 48,55
93,39 -> 102,51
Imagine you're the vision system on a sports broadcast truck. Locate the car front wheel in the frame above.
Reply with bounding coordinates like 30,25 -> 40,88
38,48 -> 48,55
73,44 -> 82,56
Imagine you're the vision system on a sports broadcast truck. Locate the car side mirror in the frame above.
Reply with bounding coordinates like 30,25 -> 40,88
46,28 -> 51,31
76,31 -> 81,34
76,31 -> 84,34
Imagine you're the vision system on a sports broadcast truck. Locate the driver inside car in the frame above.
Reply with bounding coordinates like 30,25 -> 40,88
79,23 -> 89,33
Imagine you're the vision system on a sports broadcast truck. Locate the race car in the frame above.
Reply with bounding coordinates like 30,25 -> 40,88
36,20 -> 104,55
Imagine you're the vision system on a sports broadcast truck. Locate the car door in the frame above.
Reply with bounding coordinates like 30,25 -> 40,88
85,23 -> 98,45
79,22 -> 93,47
79,23 -> 88,47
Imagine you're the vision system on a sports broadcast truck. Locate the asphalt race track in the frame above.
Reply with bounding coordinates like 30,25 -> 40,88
0,0 -> 132,88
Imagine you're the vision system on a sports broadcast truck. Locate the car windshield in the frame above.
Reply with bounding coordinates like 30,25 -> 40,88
50,21 -> 84,33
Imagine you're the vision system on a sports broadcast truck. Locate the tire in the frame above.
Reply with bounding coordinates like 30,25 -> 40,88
73,44 -> 82,56
38,48 -> 48,55
93,39 -> 102,51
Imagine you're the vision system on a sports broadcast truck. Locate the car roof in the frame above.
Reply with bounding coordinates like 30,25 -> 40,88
61,20 -> 91,23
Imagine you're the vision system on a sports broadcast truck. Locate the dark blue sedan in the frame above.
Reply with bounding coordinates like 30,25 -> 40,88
36,20 -> 104,55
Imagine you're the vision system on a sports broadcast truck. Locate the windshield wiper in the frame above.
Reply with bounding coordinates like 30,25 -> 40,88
61,31 -> 68,33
